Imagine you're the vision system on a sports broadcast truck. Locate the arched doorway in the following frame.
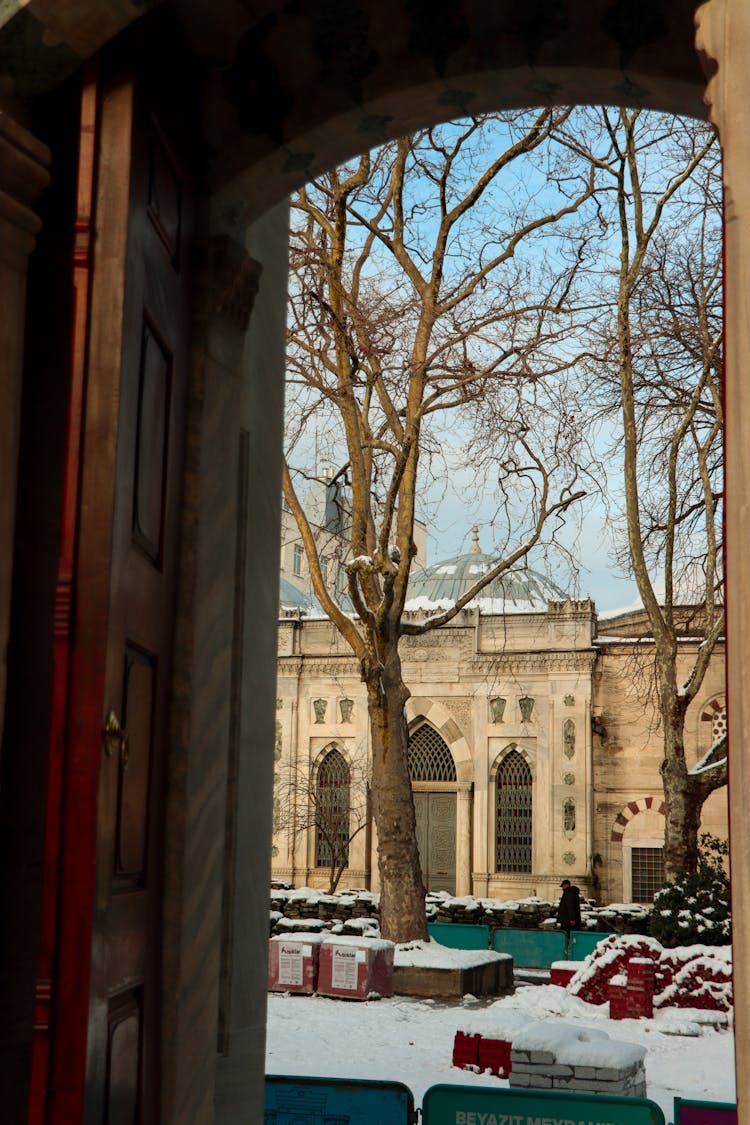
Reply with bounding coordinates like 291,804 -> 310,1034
408,723 -> 458,894
2,3 -> 748,1122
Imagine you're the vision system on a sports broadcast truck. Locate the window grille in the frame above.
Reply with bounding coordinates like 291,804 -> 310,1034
711,706 -> 727,743
631,846 -> 664,903
408,725 -> 457,781
496,748 -> 532,873
315,749 -> 350,869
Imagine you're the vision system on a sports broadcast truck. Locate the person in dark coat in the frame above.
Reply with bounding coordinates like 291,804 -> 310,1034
557,879 -> 582,955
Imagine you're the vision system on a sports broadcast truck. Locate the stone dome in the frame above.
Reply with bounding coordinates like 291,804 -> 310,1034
405,529 -> 566,614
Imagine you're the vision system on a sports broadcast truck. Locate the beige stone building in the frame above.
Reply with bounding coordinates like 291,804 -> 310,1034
273,540 -> 726,906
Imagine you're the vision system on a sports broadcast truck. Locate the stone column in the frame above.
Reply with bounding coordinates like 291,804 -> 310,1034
0,103 -> 50,752
210,200 -> 290,1125
456,782 -> 473,896
695,2 -> 750,1119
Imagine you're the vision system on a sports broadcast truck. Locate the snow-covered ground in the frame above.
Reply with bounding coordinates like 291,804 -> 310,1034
266,961 -> 735,1120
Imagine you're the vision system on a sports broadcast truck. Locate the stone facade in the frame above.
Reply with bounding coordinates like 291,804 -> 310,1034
273,593 -> 727,906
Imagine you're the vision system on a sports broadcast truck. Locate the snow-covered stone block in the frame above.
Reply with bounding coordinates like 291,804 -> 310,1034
507,1020 -> 647,1097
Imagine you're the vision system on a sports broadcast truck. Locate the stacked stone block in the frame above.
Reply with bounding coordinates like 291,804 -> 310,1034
509,1046 -> 646,1097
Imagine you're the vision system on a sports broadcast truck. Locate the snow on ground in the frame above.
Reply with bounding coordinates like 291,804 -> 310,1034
266,967 -> 735,1119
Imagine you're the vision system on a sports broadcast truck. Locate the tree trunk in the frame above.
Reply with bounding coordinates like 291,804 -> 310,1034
660,687 -> 710,878
366,644 -> 428,943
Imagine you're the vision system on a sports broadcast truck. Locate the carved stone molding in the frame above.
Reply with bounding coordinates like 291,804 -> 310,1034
468,651 -> 596,675
278,656 -> 359,677
440,698 -> 471,731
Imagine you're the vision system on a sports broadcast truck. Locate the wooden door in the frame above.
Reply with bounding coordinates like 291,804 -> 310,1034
46,45 -> 193,1125
414,792 -> 456,894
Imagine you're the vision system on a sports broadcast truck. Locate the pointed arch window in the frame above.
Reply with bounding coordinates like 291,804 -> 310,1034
496,748 -> 532,873
315,748 -> 351,869
408,725 -> 457,782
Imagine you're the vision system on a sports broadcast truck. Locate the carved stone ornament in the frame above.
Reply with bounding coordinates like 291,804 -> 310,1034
563,719 -> 575,759
519,696 -> 534,722
312,698 -> 327,724
563,772 -> 575,786
339,697 -> 354,723
490,696 -> 506,723
564,694 -> 575,706
564,799 -> 576,833
563,851 -> 576,866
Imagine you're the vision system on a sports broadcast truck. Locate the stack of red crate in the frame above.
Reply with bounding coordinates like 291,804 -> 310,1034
267,933 -> 325,994
550,962 -> 577,988
627,957 -> 655,1017
478,1037 -> 512,1077
452,1031 -> 512,1077
452,1031 -> 481,1070
316,936 -> 394,1000
608,975 -> 630,1020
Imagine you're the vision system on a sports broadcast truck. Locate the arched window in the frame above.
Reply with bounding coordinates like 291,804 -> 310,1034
315,748 -> 350,869
496,748 -> 532,873
408,725 -> 457,781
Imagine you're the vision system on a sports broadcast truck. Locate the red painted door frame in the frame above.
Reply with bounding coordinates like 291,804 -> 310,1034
26,63 -> 99,1125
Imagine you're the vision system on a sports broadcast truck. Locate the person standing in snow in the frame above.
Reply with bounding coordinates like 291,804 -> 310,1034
556,878 -> 582,956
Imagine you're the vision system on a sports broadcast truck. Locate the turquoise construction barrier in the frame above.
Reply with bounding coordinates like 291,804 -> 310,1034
491,928 -> 566,967
569,929 -> 609,960
265,1076 -> 416,1124
426,923 -> 610,966
427,921 -> 490,949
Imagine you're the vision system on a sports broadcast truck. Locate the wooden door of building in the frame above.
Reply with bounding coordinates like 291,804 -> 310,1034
414,792 -> 457,895
42,39 -> 194,1125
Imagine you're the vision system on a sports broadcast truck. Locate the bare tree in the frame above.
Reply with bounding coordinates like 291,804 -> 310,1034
283,112 -> 594,941
274,752 -> 369,895
574,108 -> 724,878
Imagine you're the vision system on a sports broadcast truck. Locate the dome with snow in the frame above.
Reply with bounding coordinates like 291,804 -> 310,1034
405,529 -> 566,614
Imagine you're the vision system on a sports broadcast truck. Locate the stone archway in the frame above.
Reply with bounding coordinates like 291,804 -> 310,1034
406,698 -> 473,895
2,3 -> 750,1122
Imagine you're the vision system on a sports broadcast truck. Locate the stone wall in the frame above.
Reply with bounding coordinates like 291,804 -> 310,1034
269,886 -> 652,937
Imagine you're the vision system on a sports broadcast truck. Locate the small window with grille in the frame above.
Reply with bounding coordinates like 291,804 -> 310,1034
631,846 -> 665,903
408,725 -> 457,781
496,747 -> 532,873
315,748 -> 351,869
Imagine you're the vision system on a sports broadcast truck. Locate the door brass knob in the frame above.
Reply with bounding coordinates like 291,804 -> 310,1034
103,710 -> 129,769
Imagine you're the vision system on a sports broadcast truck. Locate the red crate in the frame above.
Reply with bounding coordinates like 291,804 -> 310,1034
268,933 -> 325,994
629,959 -> 656,986
609,980 -> 629,1020
317,936 -> 394,1000
479,1037 -> 512,1077
550,966 -> 576,988
453,1031 -> 481,1070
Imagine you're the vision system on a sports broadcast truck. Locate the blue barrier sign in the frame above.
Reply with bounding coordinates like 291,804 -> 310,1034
422,1084 -> 666,1125
264,1074 -> 416,1124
